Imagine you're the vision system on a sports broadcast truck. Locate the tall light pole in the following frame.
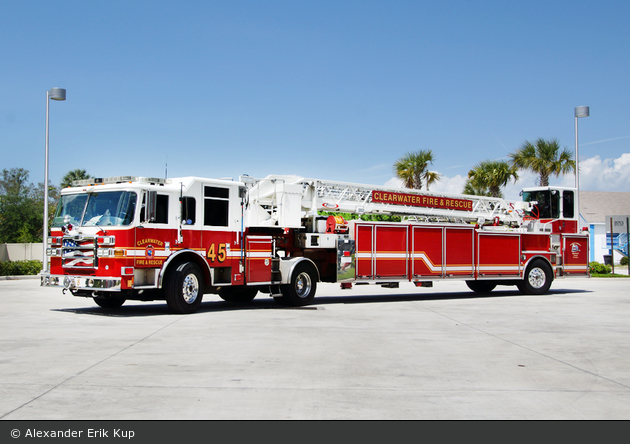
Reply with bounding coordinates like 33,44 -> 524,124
43,87 -> 66,273
574,106 -> 589,229
574,106 -> 589,189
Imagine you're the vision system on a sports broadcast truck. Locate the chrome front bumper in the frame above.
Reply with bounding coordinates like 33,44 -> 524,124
40,274 -> 122,292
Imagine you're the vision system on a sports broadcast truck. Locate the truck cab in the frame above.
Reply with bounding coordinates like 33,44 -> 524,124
521,186 -> 579,234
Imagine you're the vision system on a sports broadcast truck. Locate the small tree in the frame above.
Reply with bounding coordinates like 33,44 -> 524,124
0,168 -> 54,243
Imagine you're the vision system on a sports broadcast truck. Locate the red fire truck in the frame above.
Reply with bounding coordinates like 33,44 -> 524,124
41,174 -> 589,313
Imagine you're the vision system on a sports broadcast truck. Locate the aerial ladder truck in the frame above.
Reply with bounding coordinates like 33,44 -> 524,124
41,174 -> 589,313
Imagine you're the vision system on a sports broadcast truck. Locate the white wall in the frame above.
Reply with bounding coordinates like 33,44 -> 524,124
589,224 -> 626,264
0,243 -> 43,262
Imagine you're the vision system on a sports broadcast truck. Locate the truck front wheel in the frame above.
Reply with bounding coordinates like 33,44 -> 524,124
465,281 -> 497,293
278,264 -> 317,307
518,259 -> 553,295
93,296 -> 126,309
165,262 -> 204,314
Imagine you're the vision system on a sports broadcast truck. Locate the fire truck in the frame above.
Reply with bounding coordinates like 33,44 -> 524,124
41,174 -> 589,313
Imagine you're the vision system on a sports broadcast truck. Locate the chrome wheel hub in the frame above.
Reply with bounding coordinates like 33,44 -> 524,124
182,274 -> 199,304
528,267 -> 546,289
295,272 -> 312,299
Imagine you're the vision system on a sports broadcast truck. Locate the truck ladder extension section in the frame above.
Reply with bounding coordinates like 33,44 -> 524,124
242,174 -> 530,227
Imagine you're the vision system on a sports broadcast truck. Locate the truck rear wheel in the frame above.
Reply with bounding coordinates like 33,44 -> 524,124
219,286 -> 258,303
165,262 -> 204,314
518,259 -> 553,295
278,263 -> 317,307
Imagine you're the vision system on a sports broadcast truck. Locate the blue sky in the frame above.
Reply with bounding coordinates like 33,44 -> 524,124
2,0 -> 630,200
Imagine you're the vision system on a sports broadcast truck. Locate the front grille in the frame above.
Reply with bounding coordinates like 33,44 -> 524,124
62,235 -> 98,269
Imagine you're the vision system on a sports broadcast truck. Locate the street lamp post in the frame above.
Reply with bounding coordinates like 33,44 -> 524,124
574,106 -> 589,191
574,106 -> 589,229
42,87 -> 66,273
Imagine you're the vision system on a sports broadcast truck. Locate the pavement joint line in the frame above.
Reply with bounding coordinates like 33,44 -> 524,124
414,301 -> 630,391
0,316 -> 187,419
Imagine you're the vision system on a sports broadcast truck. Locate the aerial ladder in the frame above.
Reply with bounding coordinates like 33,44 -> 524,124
240,174 -> 534,230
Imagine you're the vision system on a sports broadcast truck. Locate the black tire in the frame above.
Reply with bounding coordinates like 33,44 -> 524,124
273,296 -> 289,306
165,262 -> 204,314
278,263 -> 317,307
465,280 -> 497,293
93,296 -> 126,309
218,286 -> 258,303
517,259 -> 553,295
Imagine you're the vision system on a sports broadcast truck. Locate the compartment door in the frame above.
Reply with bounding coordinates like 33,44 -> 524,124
563,235 -> 589,276
374,225 -> 408,279
355,224 -> 374,279
246,236 -> 272,284
444,227 -> 474,277
411,226 -> 444,278
477,233 -> 521,277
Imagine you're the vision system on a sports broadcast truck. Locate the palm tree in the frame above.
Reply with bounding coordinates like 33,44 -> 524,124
466,160 -> 519,198
61,169 -> 91,188
509,138 -> 575,186
462,178 -> 491,197
394,150 -> 440,190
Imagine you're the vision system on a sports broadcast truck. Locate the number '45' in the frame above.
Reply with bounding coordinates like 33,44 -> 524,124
207,243 -> 227,262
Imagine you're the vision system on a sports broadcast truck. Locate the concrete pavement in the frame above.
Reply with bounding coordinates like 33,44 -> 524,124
1,276 -> 629,420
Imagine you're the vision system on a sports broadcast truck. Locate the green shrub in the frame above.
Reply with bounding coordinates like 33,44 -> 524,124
0,260 -> 43,276
589,261 -> 612,274
621,256 -> 629,266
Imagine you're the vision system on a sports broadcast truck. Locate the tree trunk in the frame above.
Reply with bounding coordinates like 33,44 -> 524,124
539,172 -> 549,187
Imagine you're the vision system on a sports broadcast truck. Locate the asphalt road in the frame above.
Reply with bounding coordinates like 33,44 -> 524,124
1,276 -> 629,420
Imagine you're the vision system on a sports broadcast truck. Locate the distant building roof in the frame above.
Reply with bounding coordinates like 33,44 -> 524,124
580,191 -> 630,224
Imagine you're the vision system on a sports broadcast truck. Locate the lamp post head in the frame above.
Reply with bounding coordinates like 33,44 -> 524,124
575,106 -> 589,118
49,87 -> 66,101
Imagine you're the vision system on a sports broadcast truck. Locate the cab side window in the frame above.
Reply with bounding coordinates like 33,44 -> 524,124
562,191 -> 574,218
140,193 -> 169,223
181,196 -> 196,225
155,195 -> 169,224
204,187 -> 229,227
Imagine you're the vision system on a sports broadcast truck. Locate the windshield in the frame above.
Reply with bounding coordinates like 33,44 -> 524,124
522,190 -> 559,219
53,191 -> 137,227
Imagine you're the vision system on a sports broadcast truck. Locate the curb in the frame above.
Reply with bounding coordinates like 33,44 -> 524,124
0,275 -> 40,281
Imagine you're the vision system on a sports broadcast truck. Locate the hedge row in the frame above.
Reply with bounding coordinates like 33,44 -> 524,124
589,261 -> 612,274
589,259 -> 629,274
0,260 -> 43,276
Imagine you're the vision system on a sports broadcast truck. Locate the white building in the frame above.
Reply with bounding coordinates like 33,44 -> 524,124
580,191 -> 630,264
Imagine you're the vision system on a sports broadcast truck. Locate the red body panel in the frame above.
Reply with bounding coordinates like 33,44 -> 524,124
355,222 -> 589,283
541,219 -> 578,234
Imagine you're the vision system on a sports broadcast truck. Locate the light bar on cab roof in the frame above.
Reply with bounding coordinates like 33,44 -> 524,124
71,176 -> 171,187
